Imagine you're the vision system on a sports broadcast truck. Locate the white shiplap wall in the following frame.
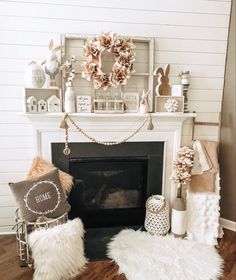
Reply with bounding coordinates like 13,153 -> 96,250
0,0 -> 232,232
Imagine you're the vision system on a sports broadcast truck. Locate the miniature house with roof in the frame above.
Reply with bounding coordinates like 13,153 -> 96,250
26,96 -> 37,113
38,99 -> 47,112
47,95 -> 61,112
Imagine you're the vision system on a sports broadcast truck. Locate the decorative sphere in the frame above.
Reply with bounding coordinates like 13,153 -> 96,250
24,62 -> 45,88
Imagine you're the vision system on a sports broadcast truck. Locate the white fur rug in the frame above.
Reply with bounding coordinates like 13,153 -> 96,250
107,229 -> 223,280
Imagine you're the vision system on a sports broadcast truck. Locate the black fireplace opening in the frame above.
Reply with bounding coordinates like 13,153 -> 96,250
69,157 -> 148,228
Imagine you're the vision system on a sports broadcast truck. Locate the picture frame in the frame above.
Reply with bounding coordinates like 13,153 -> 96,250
76,96 -> 92,113
61,35 -> 155,111
123,92 -> 140,113
171,85 -> 183,96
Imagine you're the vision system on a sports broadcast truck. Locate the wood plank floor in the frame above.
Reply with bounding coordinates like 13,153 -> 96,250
0,229 -> 235,280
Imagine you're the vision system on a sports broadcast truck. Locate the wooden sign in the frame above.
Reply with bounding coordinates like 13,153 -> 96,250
76,96 -> 92,113
123,92 -> 140,113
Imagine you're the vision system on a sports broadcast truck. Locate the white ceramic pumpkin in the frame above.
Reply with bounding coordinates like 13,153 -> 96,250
24,61 -> 45,88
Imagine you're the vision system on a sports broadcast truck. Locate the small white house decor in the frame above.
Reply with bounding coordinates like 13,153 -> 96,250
164,98 -> 179,112
144,195 -> 170,235
23,88 -> 62,113
24,61 -> 45,88
47,95 -> 61,112
27,96 -> 38,113
38,99 -> 47,112
76,96 -> 92,113
81,32 -> 135,90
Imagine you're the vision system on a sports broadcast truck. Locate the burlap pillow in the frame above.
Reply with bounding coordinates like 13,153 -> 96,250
27,156 -> 73,194
9,169 -> 71,222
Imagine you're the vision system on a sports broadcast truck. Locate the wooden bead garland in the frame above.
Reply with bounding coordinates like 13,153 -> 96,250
60,113 -> 154,155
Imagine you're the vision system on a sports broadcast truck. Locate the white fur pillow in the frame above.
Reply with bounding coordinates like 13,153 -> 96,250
29,218 -> 87,280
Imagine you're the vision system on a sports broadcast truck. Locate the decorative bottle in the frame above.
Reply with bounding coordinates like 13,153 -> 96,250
64,84 -> 75,113
171,185 -> 187,238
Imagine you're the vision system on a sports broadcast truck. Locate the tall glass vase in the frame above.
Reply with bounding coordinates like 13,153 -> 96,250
171,184 -> 187,237
64,85 -> 75,113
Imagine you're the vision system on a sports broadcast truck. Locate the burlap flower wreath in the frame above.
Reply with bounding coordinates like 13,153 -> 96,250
81,32 -> 135,90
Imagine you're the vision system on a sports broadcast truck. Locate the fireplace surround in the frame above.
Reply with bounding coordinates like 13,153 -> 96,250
23,112 -> 195,259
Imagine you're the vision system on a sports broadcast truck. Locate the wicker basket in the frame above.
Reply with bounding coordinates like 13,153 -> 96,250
13,208 -> 68,267
144,195 -> 170,235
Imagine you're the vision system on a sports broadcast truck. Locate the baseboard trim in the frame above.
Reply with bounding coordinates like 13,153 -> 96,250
0,232 -> 15,235
220,217 -> 236,232
0,226 -> 14,235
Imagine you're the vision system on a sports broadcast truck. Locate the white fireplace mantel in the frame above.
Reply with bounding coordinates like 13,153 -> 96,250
23,112 -> 196,205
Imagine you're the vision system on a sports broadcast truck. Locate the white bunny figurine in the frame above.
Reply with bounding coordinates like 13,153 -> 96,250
139,90 -> 150,114
44,39 -> 63,87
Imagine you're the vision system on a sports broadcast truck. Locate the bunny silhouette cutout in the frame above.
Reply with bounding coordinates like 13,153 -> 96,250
154,64 -> 171,96
43,39 -> 63,86
139,90 -> 150,114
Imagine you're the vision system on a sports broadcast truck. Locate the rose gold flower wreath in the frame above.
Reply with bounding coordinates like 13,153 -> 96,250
81,32 -> 135,90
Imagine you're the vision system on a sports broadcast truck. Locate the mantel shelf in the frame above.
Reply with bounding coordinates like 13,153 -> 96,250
21,112 -> 197,119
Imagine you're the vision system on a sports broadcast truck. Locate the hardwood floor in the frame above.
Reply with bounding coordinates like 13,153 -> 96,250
0,229 -> 235,280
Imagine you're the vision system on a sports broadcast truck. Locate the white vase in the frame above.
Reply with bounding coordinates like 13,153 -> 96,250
64,86 -> 75,113
171,186 -> 187,238
24,61 -> 45,88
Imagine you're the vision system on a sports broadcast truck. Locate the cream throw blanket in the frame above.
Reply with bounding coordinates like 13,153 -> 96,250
190,140 -> 218,193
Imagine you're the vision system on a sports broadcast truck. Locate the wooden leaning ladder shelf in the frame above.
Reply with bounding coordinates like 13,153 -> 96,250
191,116 -> 220,141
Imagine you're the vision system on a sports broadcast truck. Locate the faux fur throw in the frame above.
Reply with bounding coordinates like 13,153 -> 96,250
29,218 -> 87,280
27,156 -> 73,194
107,229 -> 223,280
